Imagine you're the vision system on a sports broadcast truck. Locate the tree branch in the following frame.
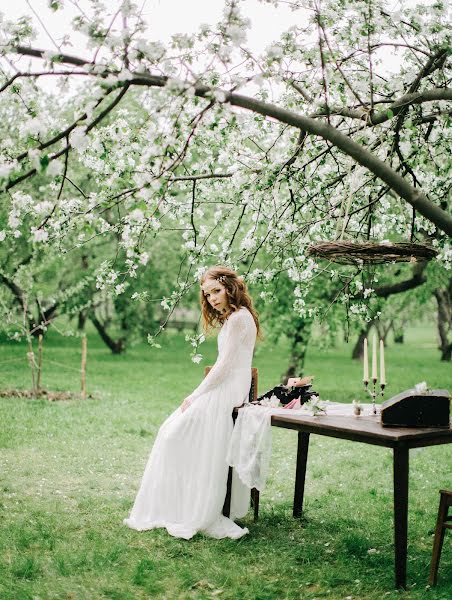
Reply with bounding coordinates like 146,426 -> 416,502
311,87 -> 452,123
374,263 -> 427,298
9,45 -> 452,236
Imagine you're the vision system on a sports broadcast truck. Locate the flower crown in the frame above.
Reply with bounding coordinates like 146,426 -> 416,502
216,274 -> 244,284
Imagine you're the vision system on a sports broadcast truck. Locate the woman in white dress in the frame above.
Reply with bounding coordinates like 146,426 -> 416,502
124,266 -> 261,540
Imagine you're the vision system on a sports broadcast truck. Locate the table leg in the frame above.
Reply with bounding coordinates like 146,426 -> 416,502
393,445 -> 409,589
293,432 -> 310,518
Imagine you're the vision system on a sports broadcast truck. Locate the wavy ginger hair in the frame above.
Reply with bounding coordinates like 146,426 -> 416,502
200,266 -> 262,339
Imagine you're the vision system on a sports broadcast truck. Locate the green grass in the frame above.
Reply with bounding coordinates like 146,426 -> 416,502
0,323 -> 451,599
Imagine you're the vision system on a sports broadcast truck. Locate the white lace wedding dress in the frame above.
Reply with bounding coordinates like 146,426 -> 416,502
124,306 -> 257,540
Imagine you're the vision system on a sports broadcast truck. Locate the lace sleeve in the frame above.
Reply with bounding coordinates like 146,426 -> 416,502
186,311 -> 250,402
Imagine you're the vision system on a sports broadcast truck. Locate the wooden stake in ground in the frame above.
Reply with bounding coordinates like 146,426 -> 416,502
81,335 -> 87,399
27,338 -> 36,397
37,334 -> 43,393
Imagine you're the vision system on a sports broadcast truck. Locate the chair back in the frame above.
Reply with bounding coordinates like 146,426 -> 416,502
204,367 -> 258,403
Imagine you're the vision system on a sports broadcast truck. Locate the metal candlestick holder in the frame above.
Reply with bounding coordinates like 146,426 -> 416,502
363,379 -> 385,415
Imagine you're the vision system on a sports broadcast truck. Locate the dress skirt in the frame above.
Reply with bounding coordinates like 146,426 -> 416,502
124,372 -> 251,540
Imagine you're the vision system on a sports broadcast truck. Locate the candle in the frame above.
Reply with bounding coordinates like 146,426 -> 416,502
363,337 -> 369,382
372,334 -> 377,381
380,339 -> 386,385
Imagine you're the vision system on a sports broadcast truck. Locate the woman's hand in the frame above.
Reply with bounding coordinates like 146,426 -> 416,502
180,397 -> 192,412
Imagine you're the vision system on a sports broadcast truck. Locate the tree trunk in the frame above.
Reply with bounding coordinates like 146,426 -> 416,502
352,319 -> 375,359
394,331 -> 404,344
0,274 -> 58,336
392,319 -> 405,344
90,315 -> 125,354
31,302 -> 59,337
375,320 -> 392,345
282,320 -> 312,384
78,311 -> 87,331
434,286 -> 452,361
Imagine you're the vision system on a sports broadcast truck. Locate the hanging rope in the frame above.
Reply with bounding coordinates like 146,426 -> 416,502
44,359 -> 82,373
0,357 -> 29,366
1,335 -> 88,399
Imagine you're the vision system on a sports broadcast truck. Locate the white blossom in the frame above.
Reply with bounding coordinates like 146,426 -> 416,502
32,228 -> 49,242
194,266 -> 207,279
8,213 -> 20,228
136,39 -> 165,61
161,298 -> 171,311
70,127 -> 89,152
46,160 -> 63,177
27,148 -> 41,170
129,208 -> 145,222
266,44 -> 283,60
149,217 -> 161,230
226,24 -> 247,46
165,78 -> 187,94
20,117 -> 47,137
117,68 -> 133,82
354,280 -> 364,292
240,236 -> 256,251
0,160 -> 17,178
33,201 -> 54,215
106,271 -> 118,284
212,89 -> 227,103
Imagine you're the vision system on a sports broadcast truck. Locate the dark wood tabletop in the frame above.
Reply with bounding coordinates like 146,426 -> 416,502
269,412 -> 452,448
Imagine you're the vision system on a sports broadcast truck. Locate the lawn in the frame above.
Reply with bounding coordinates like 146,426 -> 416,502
0,323 -> 451,600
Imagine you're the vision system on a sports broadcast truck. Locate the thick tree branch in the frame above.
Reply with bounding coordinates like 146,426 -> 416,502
13,46 -> 91,67
9,45 -> 452,236
0,273 -> 26,309
311,88 -> 452,123
90,315 -> 125,354
373,263 -> 427,298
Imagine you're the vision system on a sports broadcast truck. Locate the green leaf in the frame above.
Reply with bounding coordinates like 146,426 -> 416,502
49,0 -> 64,11
386,109 -> 394,119
40,155 -> 50,171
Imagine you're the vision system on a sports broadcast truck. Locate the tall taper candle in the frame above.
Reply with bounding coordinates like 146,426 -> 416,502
372,334 -> 377,381
363,337 -> 369,382
380,339 -> 386,385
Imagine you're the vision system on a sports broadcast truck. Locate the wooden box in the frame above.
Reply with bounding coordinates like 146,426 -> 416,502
381,389 -> 451,428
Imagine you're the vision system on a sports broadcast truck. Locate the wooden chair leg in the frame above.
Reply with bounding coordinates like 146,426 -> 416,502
429,493 -> 449,586
250,488 -> 260,521
223,466 -> 233,518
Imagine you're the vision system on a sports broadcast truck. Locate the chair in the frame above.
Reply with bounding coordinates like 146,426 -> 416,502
204,366 -> 260,520
429,489 -> 452,586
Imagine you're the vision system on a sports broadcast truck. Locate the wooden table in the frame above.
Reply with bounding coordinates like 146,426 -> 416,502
226,410 -> 452,589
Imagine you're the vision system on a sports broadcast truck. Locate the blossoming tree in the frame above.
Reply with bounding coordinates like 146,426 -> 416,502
0,0 -> 450,360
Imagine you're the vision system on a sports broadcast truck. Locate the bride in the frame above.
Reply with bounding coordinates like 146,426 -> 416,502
124,265 -> 261,540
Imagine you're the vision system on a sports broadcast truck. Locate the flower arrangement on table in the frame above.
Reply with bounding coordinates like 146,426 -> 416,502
253,375 -> 321,412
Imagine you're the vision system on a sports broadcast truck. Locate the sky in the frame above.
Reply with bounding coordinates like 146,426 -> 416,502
3,0 -> 303,93
5,0 -> 299,55
3,0 -> 416,95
